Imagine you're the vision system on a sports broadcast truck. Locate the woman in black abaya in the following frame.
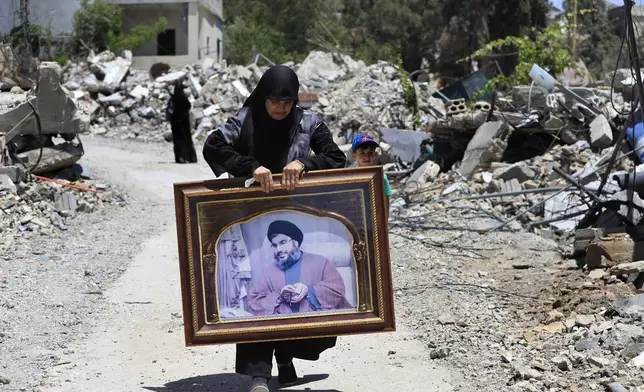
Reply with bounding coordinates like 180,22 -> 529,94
167,81 -> 197,163
202,66 -> 346,392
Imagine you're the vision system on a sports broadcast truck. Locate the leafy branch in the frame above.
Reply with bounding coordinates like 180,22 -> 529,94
462,12 -> 583,93
396,56 -> 421,129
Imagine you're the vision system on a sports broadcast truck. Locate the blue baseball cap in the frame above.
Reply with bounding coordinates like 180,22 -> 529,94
351,133 -> 379,152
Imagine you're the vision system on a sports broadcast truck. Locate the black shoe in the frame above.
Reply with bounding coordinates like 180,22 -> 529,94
277,361 -> 298,386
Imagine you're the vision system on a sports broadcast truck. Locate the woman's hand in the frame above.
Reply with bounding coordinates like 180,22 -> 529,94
253,166 -> 274,193
282,161 -> 305,191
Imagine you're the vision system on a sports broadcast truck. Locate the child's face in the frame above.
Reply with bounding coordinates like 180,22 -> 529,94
353,146 -> 376,167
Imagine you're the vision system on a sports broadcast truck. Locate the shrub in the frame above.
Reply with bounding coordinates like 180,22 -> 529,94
72,0 -> 167,54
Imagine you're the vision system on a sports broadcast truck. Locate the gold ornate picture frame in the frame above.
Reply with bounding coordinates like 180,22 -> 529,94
174,166 -> 395,346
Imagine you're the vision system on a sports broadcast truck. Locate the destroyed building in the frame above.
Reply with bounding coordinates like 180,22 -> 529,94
0,61 -> 122,239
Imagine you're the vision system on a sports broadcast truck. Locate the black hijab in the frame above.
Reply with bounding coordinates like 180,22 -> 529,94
242,65 -> 302,173
170,81 -> 191,114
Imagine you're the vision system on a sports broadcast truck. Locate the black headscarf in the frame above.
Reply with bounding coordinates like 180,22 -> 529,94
170,81 -> 191,115
242,65 -> 302,173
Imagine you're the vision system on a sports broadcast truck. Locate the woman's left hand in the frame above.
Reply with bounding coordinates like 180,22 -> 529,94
282,161 -> 304,191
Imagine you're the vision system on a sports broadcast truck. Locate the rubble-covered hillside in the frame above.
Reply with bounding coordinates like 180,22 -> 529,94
45,49 -> 442,143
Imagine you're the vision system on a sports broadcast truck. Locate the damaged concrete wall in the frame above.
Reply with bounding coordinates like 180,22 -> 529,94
0,62 -> 85,140
458,121 -> 512,178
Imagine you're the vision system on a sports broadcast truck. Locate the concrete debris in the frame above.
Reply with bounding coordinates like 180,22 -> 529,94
296,50 -> 366,88
493,162 -> 536,183
611,261 -> 644,276
458,121 -> 512,178
15,142 -> 84,175
589,114 -> 613,148
0,176 -> 124,243
404,160 -> 440,193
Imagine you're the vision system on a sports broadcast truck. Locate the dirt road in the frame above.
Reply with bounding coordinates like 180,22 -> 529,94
39,138 -> 457,392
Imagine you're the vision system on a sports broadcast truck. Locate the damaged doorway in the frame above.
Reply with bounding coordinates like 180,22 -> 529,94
157,29 -> 176,56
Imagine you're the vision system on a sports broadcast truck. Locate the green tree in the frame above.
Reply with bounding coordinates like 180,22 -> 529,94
341,0 -> 442,71
562,0 -> 623,78
467,20 -> 576,91
223,0 -> 347,64
72,0 -> 167,54
437,0 -> 548,77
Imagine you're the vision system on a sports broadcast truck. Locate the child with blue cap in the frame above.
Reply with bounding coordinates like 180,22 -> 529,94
351,133 -> 392,221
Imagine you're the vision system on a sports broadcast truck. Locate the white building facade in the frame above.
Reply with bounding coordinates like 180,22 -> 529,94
0,0 -> 224,68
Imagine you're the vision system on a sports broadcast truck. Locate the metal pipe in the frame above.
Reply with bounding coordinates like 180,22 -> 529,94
440,187 -> 570,202
527,210 -> 588,228
552,166 -> 603,204
613,172 -> 644,189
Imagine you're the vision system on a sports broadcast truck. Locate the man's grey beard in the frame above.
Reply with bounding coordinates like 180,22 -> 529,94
275,250 -> 302,271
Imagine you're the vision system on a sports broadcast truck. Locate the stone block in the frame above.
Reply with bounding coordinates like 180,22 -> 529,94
129,85 -> 149,100
493,162 -> 536,183
15,142 -> 84,174
404,160 -> 441,193
589,114 -> 613,149
458,121 -> 512,178
0,165 -> 27,182
156,71 -> 186,84
54,192 -> 78,213
0,174 -> 16,193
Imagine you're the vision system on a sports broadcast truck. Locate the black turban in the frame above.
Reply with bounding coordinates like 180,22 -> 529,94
267,220 -> 303,245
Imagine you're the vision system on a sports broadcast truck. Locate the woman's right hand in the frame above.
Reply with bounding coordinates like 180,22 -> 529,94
253,166 -> 274,193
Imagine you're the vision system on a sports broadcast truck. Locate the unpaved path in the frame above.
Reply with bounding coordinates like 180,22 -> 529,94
40,137 -> 457,392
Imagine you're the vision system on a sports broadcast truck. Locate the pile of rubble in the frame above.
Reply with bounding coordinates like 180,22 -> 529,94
0,172 -> 125,244
55,49 -> 442,143
389,193 -> 644,391
310,60 -> 444,144
0,60 -> 124,242
1,61 -> 88,176
379,66 -> 644,238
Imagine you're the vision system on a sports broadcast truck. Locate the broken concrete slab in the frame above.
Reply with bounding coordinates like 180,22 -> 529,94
246,63 -> 264,81
380,128 -> 430,163
156,71 -> 185,84
458,121 -> 512,179
188,74 -> 202,97
233,65 -> 253,80
0,165 -> 27,183
610,261 -> 644,276
493,162 -> 536,183
129,85 -> 149,100
232,80 -> 250,98
203,105 -> 218,117
296,51 -> 352,85
404,160 -> 441,193
544,191 -> 588,231
500,178 -> 522,193
589,114 -> 613,148
82,74 -> 104,93
0,174 -> 16,193
190,108 -> 204,125
609,294 -> 644,320
102,55 -> 131,90
512,86 -> 547,108
54,192 -> 78,214
15,142 -> 84,174
0,62 -> 84,140
98,92 -> 124,105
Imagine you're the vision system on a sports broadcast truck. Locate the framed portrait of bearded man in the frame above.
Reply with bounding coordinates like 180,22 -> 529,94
174,166 -> 395,345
